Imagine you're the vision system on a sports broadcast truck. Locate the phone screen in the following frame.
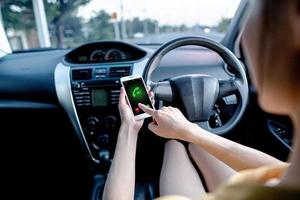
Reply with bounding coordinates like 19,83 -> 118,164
122,77 -> 153,116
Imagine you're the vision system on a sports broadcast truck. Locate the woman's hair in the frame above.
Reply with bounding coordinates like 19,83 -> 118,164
259,0 -> 300,86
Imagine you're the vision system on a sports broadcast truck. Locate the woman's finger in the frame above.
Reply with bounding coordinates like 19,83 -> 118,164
148,121 -> 159,134
139,103 -> 156,116
119,87 -> 131,107
148,91 -> 155,105
151,99 -> 155,105
149,91 -> 154,99
119,87 -> 126,104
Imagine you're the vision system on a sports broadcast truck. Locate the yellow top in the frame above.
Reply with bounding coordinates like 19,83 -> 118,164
156,163 -> 300,200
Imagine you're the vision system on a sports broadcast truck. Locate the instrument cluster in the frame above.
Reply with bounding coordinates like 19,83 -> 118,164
65,41 -> 147,64
89,49 -> 127,62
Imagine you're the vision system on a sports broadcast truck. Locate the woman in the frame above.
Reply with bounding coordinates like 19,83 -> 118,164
103,0 -> 300,199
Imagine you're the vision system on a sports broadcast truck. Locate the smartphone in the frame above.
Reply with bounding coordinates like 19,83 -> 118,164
120,75 -> 154,120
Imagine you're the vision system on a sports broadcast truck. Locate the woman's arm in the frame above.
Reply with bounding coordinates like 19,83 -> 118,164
139,104 -> 285,171
102,123 -> 138,200
102,88 -> 154,200
188,123 -> 284,171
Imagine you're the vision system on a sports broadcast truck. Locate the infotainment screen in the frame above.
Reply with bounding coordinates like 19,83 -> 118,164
92,89 -> 108,106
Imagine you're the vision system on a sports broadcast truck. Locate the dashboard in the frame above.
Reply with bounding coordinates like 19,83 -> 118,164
65,41 -> 147,64
0,41 -> 235,168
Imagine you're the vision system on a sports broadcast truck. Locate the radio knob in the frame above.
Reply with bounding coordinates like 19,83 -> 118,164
105,116 -> 117,128
99,149 -> 110,161
97,134 -> 109,145
73,82 -> 81,89
85,117 -> 100,134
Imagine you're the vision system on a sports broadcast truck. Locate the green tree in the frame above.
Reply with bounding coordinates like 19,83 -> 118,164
0,0 -> 90,48
0,0 -> 35,30
87,10 -> 114,41
44,0 -> 90,48
217,17 -> 232,33
126,17 -> 159,38
130,17 -> 143,34
143,19 -> 158,34
50,15 -> 84,48
160,25 -> 175,33
179,24 -> 188,32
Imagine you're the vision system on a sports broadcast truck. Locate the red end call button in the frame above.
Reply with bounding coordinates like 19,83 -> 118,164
135,107 -> 140,113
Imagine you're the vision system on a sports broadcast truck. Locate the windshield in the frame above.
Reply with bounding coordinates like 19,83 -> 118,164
0,0 -> 241,51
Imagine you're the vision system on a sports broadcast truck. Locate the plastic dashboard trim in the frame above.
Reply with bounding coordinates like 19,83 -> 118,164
54,62 -> 99,163
54,58 -> 148,164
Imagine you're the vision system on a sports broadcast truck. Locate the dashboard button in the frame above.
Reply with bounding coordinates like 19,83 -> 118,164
105,116 -> 117,128
76,99 -> 91,103
77,103 -> 91,106
97,134 -> 109,146
98,149 -> 110,161
85,117 -> 100,133
111,90 -> 120,93
75,96 -> 90,100
72,82 -> 81,89
95,68 -> 107,74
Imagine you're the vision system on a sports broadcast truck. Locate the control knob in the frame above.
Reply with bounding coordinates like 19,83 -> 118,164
105,116 -> 117,129
97,134 -> 109,145
72,81 -> 81,89
85,117 -> 100,135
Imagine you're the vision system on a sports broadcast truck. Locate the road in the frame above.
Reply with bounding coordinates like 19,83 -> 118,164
127,31 -> 224,44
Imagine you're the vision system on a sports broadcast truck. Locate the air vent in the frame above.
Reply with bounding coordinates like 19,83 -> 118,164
109,67 -> 131,78
72,69 -> 92,80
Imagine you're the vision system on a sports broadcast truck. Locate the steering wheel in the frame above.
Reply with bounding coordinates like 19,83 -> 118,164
143,36 -> 248,135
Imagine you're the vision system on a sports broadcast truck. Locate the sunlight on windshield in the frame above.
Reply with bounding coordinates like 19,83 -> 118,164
0,0 -> 240,51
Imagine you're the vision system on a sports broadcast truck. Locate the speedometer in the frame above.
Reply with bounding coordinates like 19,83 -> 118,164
104,49 -> 127,62
90,50 -> 106,62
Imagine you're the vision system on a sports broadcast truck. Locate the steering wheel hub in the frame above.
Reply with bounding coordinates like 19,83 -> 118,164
171,75 -> 219,122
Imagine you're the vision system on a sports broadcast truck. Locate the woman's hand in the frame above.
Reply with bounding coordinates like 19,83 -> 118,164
138,104 -> 197,142
118,87 -> 154,132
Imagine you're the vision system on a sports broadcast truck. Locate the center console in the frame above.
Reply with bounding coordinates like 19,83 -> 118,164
70,65 -> 132,169
55,41 -> 148,171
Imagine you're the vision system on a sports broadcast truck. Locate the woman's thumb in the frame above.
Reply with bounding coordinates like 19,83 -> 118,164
148,121 -> 159,134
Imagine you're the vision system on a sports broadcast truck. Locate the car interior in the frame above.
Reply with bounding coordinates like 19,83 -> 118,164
0,0 -> 293,199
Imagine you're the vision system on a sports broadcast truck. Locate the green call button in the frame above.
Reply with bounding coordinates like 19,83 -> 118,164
132,86 -> 142,98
